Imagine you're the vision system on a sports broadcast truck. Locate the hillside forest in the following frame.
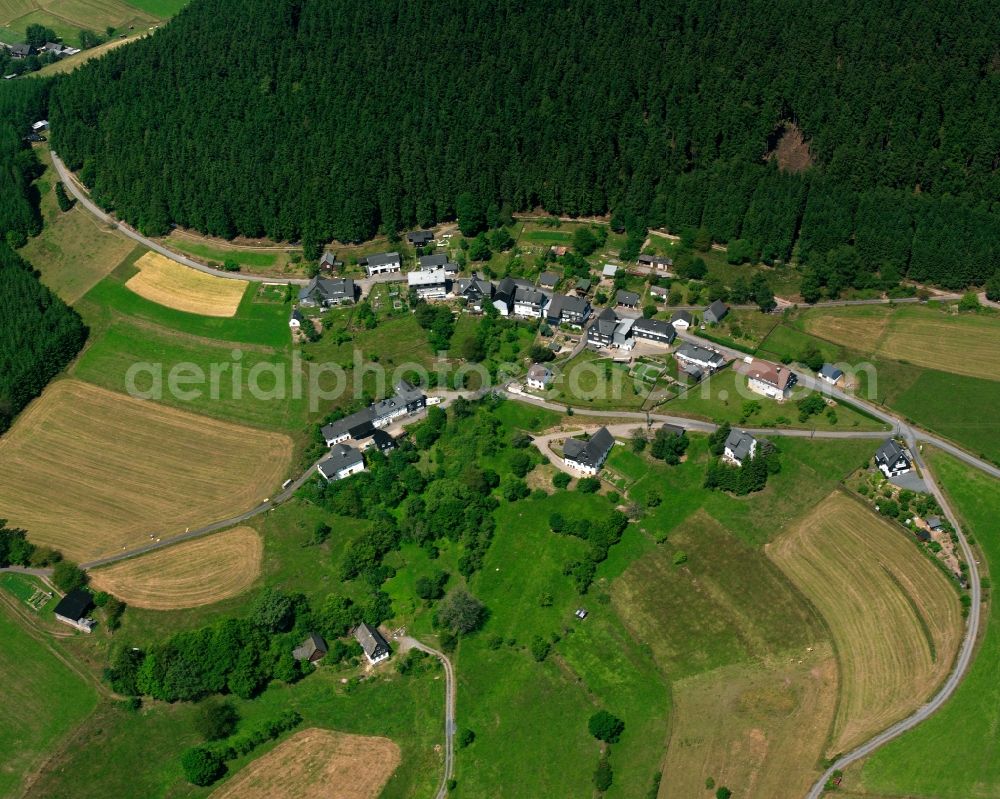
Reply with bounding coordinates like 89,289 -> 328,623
46,0 -> 1000,289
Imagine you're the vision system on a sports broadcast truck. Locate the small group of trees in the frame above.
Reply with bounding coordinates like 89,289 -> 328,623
649,428 -> 690,464
704,423 -> 780,495
550,509 -> 630,592
588,711 -> 625,792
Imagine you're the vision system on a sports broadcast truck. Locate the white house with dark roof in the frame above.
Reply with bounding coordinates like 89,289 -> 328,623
818,364 -> 844,385
675,342 -> 725,372
723,428 -> 757,466
875,438 -> 912,478
513,286 -> 548,318
418,253 -> 450,271
454,273 -> 493,309
362,251 -> 401,276
632,318 -> 677,346
587,307 -> 619,347
53,589 -> 95,632
563,427 -> 616,475
546,293 -> 591,327
355,623 -> 391,664
526,363 -> 554,390
746,360 -> 797,401
289,308 -> 305,330
670,310 -> 694,330
318,443 -> 366,481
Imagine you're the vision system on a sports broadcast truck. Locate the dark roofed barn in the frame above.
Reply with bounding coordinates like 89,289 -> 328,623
293,633 -> 329,662
53,588 -> 95,632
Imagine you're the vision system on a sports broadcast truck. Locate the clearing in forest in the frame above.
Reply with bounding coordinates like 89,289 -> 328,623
767,490 -> 962,754
659,646 -> 837,799
125,251 -> 247,317
208,728 -> 401,799
89,527 -> 262,609
0,380 -> 291,562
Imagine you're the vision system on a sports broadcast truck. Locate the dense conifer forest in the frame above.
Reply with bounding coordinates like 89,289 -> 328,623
38,0 -> 1000,287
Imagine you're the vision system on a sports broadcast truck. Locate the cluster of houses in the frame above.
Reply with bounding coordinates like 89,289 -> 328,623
1,41 -> 80,60
315,380 -> 427,482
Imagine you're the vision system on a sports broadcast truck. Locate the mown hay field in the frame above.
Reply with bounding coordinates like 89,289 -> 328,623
0,0 -> 159,41
125,251 -> 248,317
89,526 -> 262,609
659,646 -> 837,799
209,728 -> 401,799
0,380 -> 291,562
801,305 -> 1000,380
767,491 -> 962,754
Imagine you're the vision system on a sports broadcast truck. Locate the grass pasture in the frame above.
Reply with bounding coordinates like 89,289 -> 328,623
0,0 -> 160,43
0,602 -> 98,799
660,646 -> 837,798
125,251 -> 248,317
209,728 -> 401,799
0,380 -> 292,562
89,526 -> 262,609
767,491 -> 962,754
800,304 -> 1000,380
851,449 -> 1000,798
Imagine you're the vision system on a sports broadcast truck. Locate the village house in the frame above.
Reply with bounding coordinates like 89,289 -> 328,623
526,363 -> 554,390
602,264 -> 620,279
42,42 -> 80,58
670,310 -> 694,331
408,266 -> 448,299
367,429 -> 397,453
418,253 -> 450,271
563,427 -> 615,475
587,307 -> 619,347
616,290 -> 640,309
298,276 -> 356,307
545,293 -> 591,327
631,317 -> 677,346
361,251 -> 402,276
513,285 -> 548,318
319,251 -> 342,272
818,363 -> 844,385
875,438 -> 912,478
538,271 -> 560,290
53,588 -> 95,633
574,278 -> 591,296
292,633 -> 328,663
723,428 -> 757,466
318,443 -> 366,481
638,253 -> 673,271
675,342 -> 726,372
649,284 -> 668,301
492,277 -> 535,316
612,317 -> 636,351
355,623 -> 391,664
704,300 -> 729,324
454,273 -> 493,310
7,43 -> 32,59
406,230 -> 434,246
746,360 -> 797,401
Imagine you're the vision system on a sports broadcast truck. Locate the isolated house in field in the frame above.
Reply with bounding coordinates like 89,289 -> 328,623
538,271 -> 560,290
361,251 -> 401,276
746,360 -> 797,401
53,589 -> 94,633
546,293 -> 591,327
723,428 -> 757,466
616,290 -> 640,309
675,342 -> 725,372
8,43 -> 32,59
407,230 -> 434,246
563,426 -> 615,475
587,307 -> 619,347
317,443 -> 366,481
638,253 -> 673,271
513,286 -> 548,318
632,318 -> 677,346
818,364 -> 844,385
670,310 -> 694,331
526,363 -> 554,390
289,308 -> 304,330
704,300 -> 729,324
875,438 -> 912,478
355,623 -> 391,664
407,266 -> 448,299
298,277 -> 355,307
293,633 -> 329,663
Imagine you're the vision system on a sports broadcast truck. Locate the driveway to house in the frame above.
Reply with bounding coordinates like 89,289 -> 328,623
398,636 -> 456,799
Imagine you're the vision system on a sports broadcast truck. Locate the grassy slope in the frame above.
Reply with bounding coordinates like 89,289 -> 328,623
0,603 -> 98,799
854,450 -> 1000,798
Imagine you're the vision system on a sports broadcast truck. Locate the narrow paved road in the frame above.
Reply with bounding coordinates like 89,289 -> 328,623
400,636 -> 455,799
